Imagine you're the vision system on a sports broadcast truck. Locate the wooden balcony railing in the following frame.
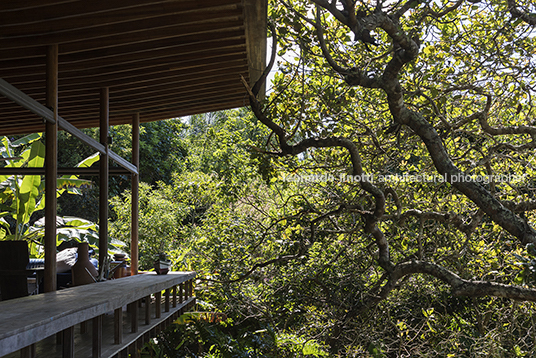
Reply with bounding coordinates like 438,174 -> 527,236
0,271 -> 196,358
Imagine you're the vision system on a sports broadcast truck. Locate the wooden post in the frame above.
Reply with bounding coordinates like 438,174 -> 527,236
62,326 -> 74,358
80,321 -> 88,334
131,113 -> 140,275
172,285 -> 177,308
99,88 -> 109,275
145,295 -> 151,325
114,308 -> 123,344
20,344 -> 35,358
155,291 -> 161,319
165,288 -> 170,312
179,283 -> 183,303
44,44 -> 58,293
92,315 -> 102,358
130,301 -> 139,333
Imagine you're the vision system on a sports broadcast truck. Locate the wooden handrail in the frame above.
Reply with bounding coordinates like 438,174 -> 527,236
0,271 -> 196,357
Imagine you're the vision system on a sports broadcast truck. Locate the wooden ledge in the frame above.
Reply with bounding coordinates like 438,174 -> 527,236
0,271 -> 196,357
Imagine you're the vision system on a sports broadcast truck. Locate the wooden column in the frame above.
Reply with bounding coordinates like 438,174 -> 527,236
44,44 -> 58,293
20,344 -> 35,358
92,315 -> 102,358
99,88 -> 109,275
165,288 -> 170,312
129,301 -> 139,333
155,291 -> 161,319
62,326 -> 74,358
114,308 -> 123,344
131,113 -> 140,275
145,295 -> 151,325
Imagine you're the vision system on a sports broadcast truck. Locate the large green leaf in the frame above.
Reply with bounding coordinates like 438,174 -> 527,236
15,141 -> 45,229
11,133 -> 42,148
76,152 -> 100,168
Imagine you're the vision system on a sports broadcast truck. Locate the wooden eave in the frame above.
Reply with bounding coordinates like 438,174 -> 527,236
0,0 -> 267,135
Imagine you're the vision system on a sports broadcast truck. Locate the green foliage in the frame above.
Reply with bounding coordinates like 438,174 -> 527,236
0,134 -> 91,242
0,134 -> 124,258
141,312 -> 278,358
111,3 -> 536,350
110,182 -> 182,270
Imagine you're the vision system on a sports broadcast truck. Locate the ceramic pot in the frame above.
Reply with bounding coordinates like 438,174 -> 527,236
71,242 -> 98,286
153,258 -> 171,275
111,253 -> 128,278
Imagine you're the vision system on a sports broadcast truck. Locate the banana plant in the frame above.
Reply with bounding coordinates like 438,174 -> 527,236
0,134 -> 122,257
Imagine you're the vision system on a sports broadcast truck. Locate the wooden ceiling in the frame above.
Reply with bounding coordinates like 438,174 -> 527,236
0,0 -> 267,135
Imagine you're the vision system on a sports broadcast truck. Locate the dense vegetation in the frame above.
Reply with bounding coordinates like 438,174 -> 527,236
133,0 -> 535,355
1,0 -> 535,356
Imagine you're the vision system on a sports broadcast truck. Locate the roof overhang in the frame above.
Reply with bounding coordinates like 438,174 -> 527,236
0,0 -> 267,135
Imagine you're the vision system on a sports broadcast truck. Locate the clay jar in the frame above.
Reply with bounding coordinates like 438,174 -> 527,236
111,253 -> 128,279
71,242 -> 98,286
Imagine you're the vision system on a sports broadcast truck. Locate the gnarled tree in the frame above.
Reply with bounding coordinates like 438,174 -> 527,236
237,0 -> 536,354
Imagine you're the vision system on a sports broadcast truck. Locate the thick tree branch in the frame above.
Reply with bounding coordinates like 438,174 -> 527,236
405,110 -> 536,245
360,260 -> 536,312
310,0 -> 350,27
391,209 -> 484,236
508,0 -> 536,25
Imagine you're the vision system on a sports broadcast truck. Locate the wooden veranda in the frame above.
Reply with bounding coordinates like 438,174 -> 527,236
0,1 -> 266,357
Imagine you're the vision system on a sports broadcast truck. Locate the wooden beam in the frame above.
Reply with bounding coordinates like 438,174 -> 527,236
0,28 -> 245,70
56,85 -> 245,115
0,0 -> 238,37
17,61 -> 248,94
0,78 -> 56,124
59,119 -> 136,174
32,79 -> 243,109
0,19 -> 244,62
99,87 -> 109,276
1,41 -> 247,79
0,7 -> 242,51
6,53 -> 248,88
0,98 -> 247,135
244,0 -> 268,99
44,44 -> 58,293
108,151 -> 138,174
131,113 -> 140,276
0,167 -> 131,175
0,78 -> 138,174
0,33 -> 246,76
0,0 -> 76,12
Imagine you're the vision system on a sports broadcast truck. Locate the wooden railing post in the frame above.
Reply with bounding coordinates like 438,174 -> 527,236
155,291 -> 162,319
20,344 -> 35,358
129,302 -> 138,333
114,308 -> 123,344
62,326 -> 74,358
145,295 -> 151,325
165,288 -> 170,312
92,315 -> 102,358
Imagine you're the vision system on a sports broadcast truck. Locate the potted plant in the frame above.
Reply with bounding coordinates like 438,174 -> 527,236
153,252 -> 171,275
